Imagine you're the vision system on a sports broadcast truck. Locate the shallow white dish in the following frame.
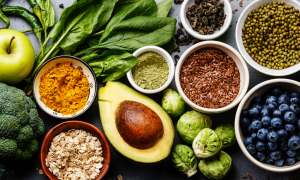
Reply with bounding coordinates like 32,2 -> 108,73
180,0 -> 232,40
236,0 -> 300,76
33,55 -> 97,119
175,41 -> 249,114
235,79 -> 300,172
127,46 -> 175,94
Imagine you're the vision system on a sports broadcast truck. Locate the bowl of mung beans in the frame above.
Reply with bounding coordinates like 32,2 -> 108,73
175,41 -> 249,114
236,0 -> 300,76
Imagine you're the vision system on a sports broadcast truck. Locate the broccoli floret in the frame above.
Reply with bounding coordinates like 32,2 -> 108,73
0,83 -> 45,161
0,164 -> 8,180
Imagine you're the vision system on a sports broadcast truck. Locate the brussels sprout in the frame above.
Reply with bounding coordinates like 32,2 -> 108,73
215,123 -> 236,148
198,151 -> 232,179
171,144 -> 198,177
177,111 -> 212,144
162,89 -> 185,118
192,128 -> 222,158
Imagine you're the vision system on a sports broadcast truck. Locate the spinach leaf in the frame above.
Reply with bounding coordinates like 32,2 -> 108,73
113,0 -> 157,17
161,40 -> 176,54
81,50 -> 138,82
36,0 -> 55,38
75,16 -> 176,55
156,0 -> 173,17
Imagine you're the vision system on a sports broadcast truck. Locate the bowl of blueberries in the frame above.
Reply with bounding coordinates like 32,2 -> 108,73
235,78 -> 300,172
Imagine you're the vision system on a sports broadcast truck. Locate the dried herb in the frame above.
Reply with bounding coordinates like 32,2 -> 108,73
174,0 -> 183,4
186,0 -> 226,35
178,22 -> 183,28
59,4 -> 64,8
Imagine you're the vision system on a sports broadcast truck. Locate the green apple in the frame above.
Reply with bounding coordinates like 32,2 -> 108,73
0,29 -> 35,85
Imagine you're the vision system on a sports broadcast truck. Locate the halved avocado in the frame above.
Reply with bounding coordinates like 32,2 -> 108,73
99,81 -> 174,163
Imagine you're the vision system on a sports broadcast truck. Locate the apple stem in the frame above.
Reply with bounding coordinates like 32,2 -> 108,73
7,36 -> 15,54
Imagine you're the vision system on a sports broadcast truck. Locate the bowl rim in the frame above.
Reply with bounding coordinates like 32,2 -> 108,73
126,46 -> 175,94
180,0 -> 233,40
175,40 -> 249,113
235,78 -> 300,172
40,120 -> 111,180
235,0 -> 300,76
32,55 -> 97,119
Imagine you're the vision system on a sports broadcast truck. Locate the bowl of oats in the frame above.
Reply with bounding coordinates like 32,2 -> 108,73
41,121 -> 111,180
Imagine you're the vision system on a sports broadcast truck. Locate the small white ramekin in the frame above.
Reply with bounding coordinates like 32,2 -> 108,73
126,46 -> 175,94
235,78 -> 300,172
180,0 -> 232,40
236,0 -> 300,76
175,41 -> 249,114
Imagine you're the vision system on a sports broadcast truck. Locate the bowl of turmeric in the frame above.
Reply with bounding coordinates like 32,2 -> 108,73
32,55 -> 97,119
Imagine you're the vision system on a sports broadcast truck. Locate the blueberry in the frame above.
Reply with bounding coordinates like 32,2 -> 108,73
286,149 -> 296,157
273,110 -> 282,118
253,104 -> 263,111
271,118 -> 283,130
271,87 -> 282,96
265,155 -> 275,164
290,104 -> 300,115
290,92 -> 300,98
249,108 -> 260,117
252,96 -> 262,104
267,131 -> 278,142
278,94 -> 290,105
261,108 -> 270,117
257,128 -> 269,141
261,116 -> 271,128
286,157 -> 296,166
279,104 -> 290,114
248,124 -> 256,134
266,96 -> 278,104
290,97 -> 299,104
283,111 -> 297,124
250,117 -> 261,122
251,120 -> 262,131
270,150 -> 281,160
256,141 -> 267,151
279,141 -> 289,151
247,144 -> 256,155
244,137 -> 253,146
241,109 -> 249,117
275,158 -> 285,167
295,150 -> 300,161
277,129 -> 288,141
296,119 -> 300,132
285,124 -> 295,134
288,135 -> 300,150
251,133 -> 258,141
267,142 -> 278,151
267,102 -> 277,111
255,152 -> 266,162
241,117 -> 250,128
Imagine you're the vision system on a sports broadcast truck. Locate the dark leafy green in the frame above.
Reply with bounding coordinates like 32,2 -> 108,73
113,0 -> 157,17
36,0 -> 55,38
156,0 -> 173,17
81,50 -> 138,82
161,40 -> 175,54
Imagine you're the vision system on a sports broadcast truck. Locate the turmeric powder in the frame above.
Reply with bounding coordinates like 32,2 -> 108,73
39,62 -> 90,115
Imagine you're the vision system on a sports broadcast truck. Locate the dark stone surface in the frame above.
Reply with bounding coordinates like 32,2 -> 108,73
2,0 -> 300,180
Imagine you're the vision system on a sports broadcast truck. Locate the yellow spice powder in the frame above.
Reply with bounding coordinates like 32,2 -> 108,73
39,62 -> 90,115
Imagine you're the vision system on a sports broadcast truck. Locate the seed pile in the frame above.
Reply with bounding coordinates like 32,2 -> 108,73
242,2 -> 300,69
186,0 -> 226,35
180,48 -> 240,109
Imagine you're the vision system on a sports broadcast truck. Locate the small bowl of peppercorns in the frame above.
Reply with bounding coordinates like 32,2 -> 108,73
235,78 -> 300,172
180,0 -> 233,40
175,40 -> 249,114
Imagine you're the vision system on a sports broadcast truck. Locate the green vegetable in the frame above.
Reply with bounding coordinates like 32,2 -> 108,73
113,0 -> 157,17
0,83 -> 44,161
0,164 -> 7,180
1,6 -> 43,51
192,128 -> 222,158
156,0 -> 173,17
0,0 -> 9,28
177,111 -> 212,144
81,50 -> 138,82
162,89 -> 185,118
35,0 -> 55,39
198,151 -> 232,179
215,123 -> 236,149
171,144 -> 197,178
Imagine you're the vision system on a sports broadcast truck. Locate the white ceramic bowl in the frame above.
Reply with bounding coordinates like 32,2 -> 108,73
236,0 -> 300,76
235,79 -> 300,172
33,55 -> 97,119
175,41 -> 249,114
127,46 -> 175,94
180,0 -> 232,40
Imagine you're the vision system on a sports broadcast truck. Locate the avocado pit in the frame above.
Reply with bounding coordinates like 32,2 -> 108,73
116,100 -> 164,149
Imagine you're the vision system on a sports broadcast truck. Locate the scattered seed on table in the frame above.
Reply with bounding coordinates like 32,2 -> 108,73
59,4 -> 64,8
178,22 -> 183,28
247,173 -> 252,179
242,175 -> 248,179
266,173 -> 269,179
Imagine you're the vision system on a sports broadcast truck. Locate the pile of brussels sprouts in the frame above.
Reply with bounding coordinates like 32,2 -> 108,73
161,89 -> 236,179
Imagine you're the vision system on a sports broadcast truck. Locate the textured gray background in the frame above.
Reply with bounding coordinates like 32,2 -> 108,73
2,0 -> 300,179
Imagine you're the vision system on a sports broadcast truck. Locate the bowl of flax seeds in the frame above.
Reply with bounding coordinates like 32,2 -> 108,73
175,41 -> 250,114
